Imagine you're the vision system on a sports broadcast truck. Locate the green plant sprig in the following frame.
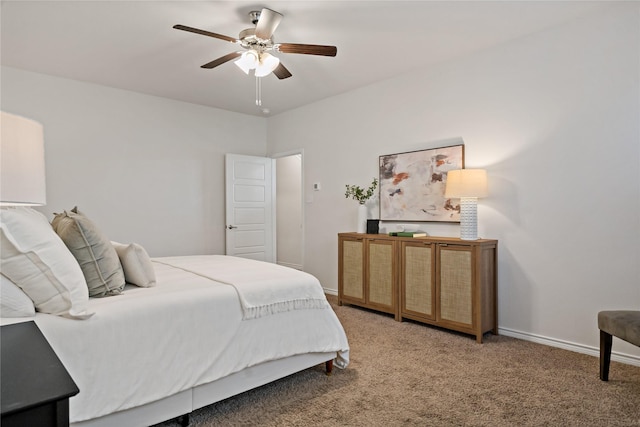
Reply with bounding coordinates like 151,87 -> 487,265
345,178 -> 378,204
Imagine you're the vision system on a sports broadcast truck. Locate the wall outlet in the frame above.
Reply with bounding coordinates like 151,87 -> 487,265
313,182 -> 321,191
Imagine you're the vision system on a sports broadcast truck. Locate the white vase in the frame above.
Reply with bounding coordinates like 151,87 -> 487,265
357,204 -> 367,233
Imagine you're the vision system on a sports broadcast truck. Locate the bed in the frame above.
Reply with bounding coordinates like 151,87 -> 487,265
0,207 -> 350,427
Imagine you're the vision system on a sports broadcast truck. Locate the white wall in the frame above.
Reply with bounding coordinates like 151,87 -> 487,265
1,66 -> 267,257
267,4 -> 640,359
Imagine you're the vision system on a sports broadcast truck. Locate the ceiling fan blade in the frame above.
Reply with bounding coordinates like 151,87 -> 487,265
276,43 -> 337,57
273,63 -> 292,80
201,52 -> 242,69
255,8 -> 283,40
173,24 -> 238,44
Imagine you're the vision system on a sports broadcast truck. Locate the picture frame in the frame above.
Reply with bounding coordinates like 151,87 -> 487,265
379,144 -> 464,222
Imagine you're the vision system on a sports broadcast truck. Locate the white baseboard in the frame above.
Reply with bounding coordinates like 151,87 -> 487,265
323,288 -> 338,296
499,327 -> 640,367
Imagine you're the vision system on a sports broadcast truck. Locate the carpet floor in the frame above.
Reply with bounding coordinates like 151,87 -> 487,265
157,295 -> 640,426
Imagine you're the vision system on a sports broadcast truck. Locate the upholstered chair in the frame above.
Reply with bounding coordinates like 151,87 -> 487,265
597,311 -> 640,381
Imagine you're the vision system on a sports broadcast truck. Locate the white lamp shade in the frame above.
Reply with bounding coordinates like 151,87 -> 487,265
0,111 -> 47,206
234,50 -> 259,74
444,169 -> 488,198
255,53 -> 280,77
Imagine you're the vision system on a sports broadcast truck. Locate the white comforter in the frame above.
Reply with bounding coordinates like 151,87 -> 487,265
5,256 -> 350,423
153,256 -> 330,319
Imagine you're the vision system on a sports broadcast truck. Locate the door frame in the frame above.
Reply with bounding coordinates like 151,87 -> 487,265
271,149 -> 305,270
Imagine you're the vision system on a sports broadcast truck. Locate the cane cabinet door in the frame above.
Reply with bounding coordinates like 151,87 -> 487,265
437,244 -> 473,330
400,241 -> 436,322
338,235 -> 365,304
365,238 -> 397,316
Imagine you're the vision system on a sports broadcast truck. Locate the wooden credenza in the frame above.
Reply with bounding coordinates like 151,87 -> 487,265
338,233 -> 498,343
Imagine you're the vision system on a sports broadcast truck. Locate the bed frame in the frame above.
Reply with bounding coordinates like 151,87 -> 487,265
71,352 -> 335,427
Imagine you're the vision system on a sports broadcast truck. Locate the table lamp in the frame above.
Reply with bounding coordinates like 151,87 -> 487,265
444,169 -> 487,240
0,111 -> 46,206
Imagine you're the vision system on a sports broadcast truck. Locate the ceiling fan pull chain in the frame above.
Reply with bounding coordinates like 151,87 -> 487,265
255,76 -> 262,107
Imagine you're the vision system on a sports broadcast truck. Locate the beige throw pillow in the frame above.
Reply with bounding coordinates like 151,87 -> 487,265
111,241 -> 157,287
52,207 -> 125,297
0,207 -> 93,319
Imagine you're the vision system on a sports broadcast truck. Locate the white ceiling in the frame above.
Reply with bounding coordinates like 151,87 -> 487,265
1,1 -> 615,117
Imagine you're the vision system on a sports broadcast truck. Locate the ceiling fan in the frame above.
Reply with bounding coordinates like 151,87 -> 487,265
173,8 -> 337,80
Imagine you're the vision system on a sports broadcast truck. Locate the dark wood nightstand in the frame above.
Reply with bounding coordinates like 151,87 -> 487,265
1,321 -> 79,427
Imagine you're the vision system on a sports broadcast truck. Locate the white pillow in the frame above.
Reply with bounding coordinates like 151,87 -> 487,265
0,207 -> 93,319
111,241 -> 157,287
1,273 -> 36,318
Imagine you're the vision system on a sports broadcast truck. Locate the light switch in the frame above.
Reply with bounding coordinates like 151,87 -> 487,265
313,182 -> 321,191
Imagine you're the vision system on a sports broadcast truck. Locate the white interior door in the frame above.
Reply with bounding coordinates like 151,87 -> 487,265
225,154 -> 275,262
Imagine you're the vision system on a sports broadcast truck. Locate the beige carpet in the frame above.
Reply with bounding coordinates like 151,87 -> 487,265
157,296 -> 640,426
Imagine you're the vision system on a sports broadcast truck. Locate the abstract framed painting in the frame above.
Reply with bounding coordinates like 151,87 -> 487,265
379,144 -> 464,222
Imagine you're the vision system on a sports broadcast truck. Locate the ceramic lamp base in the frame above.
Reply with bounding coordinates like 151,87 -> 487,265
459,197 -> 478,240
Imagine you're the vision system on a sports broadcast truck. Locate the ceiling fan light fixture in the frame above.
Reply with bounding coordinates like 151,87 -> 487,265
234,50 -> 259,74
255,53 -> 280,77
174,6 -> 336,87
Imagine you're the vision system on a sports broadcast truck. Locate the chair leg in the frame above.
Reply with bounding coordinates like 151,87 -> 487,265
600,330 -> 612,381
